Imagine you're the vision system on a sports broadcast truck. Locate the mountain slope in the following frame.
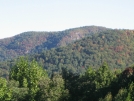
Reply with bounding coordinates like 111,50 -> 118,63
0,26 -> 108,61
31,29 -> 134,75
1,28 -> 134,77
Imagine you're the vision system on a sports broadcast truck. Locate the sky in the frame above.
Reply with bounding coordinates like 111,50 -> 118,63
0,0 -> 134,39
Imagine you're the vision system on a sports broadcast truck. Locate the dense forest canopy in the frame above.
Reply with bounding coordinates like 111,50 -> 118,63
32,29 -> 134,76
0,26 -> 134,78
0,26 -> 108,61
0,26 -> 134,100
1,57 -> 134,101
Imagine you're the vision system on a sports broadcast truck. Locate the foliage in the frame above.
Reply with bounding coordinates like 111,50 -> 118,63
2,58 -> 134,100
61,63 -> 134,101
1,27 -> 134,77
1,26 -> 134,100
27,29 -> 134,76
36,74 -> 69,101
0,26 -> 107,61
0,26 -> 109,77
8,57 -> 69,101
9,57 -> 47,101
0,77 -> 12,101
67,63 -> 115,101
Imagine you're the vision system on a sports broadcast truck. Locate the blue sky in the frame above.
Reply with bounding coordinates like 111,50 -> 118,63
0,0 -> 134,39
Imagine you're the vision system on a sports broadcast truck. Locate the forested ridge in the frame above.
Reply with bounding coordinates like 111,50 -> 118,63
0,26 -> 107,61
1,27 -> 134,78
32,29 -> 134,75
1,26 -> 134,100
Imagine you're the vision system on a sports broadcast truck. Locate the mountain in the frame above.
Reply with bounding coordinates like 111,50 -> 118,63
1,26 -> 134,101
30,29 -> 134,75
1,26 -> 134,77
0,26 -> 108,61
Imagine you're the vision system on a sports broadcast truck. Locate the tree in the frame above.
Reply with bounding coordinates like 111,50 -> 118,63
99,92 -> 112,101
9,57 -> 47,101
36,74 -> 69,101
8,80 -> 28,101
0,77 -> 12,101
114,89 -> 130,101
9,57 -> 29,87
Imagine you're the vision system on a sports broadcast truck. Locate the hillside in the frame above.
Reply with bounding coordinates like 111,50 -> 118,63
1,27 -> 134,77
0,26 -> 108,61
31,29 -> 134,75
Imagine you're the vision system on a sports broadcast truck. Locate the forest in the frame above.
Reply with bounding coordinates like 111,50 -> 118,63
1,26 -> 134,100
0,26 -> 107,61
1,28 -> 134,77
32,29 -> 134,76
1,57 -> 134,101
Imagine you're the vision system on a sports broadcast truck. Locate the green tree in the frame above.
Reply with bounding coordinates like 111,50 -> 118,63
99,92 -> 112,101
78,62 -> 115,100
9,57 -> 47,101
114,88 -> 130,101
0,77 -> 12,101
9,57 -> 29,87
8,80 -> 28,101
36,74 -> 69,101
